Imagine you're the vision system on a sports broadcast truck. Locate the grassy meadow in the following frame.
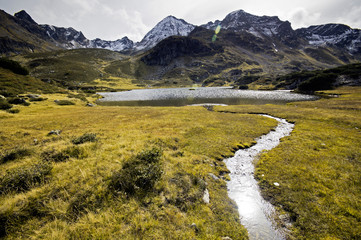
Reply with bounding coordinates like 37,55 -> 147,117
0,92 -> 279,239
1,55 -> 361,239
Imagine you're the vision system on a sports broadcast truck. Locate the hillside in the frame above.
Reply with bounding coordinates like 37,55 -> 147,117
271,63 -> 361,92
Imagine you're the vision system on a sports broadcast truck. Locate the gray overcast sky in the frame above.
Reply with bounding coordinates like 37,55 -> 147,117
1,0 -> 361,42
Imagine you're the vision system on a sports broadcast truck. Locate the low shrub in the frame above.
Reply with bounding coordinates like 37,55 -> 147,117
0,58 -> 29,75
29,97 -> 47,102
298,73 -> 337,92
0,99 -> 12,110
7,109 -> 20,114
7,97 -> 30,106
54,100 -> 75,105
41,149 -> 70,162
0,162 -> 52,195
109,147 -> 163,196
72,133 -> 97,145
1,147 -> 31,164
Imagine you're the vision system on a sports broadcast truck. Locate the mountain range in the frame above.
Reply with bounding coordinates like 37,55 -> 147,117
1,9 -> 360,56
1,8 -> 361,88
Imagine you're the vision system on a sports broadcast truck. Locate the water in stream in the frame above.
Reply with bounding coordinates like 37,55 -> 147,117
225,115 -> 294,240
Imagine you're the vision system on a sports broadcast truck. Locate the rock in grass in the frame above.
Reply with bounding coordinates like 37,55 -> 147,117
48,130 -> 62,136
86,103 -> 95,107
190,223 -> 199,232
208,173 -> 219,180
27,94 -> 40,99
203,188 -> 210,204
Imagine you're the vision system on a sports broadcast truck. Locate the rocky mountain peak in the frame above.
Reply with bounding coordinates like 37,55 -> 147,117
135,15 -> 195,51
88,36 -> 134,52
14,10 -> 37,25
296,24 -> 361,54
222,9 -> 284,36
217,9 -> 300,47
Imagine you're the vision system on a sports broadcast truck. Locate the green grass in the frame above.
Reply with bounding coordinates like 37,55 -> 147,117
0,68 -> 59,97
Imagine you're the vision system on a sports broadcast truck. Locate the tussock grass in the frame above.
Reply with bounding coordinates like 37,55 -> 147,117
0,161 -> 52,195
71,133 -> 97,145
1,147 -> 31,164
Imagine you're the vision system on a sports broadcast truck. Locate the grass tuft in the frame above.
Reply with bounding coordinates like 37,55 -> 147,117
41,149 -> 70,162
0,162 -> 52,195
1,147 -> 31,164
109,147 -> 163,197
71,133 -> 97,145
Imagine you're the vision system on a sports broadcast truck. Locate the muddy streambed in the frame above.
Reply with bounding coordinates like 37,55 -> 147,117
225,115 -> 294,240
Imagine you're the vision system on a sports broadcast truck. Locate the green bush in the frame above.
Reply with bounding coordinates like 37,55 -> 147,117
0,99 -> 12,110
109,147 -> 163,196
7,97 -> 30,106
7,109 -> 20,114
0,162 -> 52,195
1,148 -> 31,164
72,133 -> 97,145
54,100 -> 75,105
29,97 -> 47,102
0,58 -> 29,75
298,73 -> 337,92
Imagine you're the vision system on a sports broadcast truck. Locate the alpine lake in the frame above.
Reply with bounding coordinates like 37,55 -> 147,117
96,87 -> 318,106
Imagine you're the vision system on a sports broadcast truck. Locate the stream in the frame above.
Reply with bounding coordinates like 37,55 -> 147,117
224,115 -> 294,240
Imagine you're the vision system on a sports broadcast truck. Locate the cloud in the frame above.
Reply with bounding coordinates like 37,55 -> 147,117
288,8 -> 321,29
98,7 -> 148,41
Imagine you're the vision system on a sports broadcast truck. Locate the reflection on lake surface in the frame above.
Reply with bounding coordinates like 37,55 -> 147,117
97,87 -> 318,106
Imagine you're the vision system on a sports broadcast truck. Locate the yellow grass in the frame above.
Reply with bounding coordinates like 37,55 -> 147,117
0,93 -> 277,239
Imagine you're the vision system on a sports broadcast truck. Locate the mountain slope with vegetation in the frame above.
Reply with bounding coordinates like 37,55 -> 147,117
265,63 -> 361,92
